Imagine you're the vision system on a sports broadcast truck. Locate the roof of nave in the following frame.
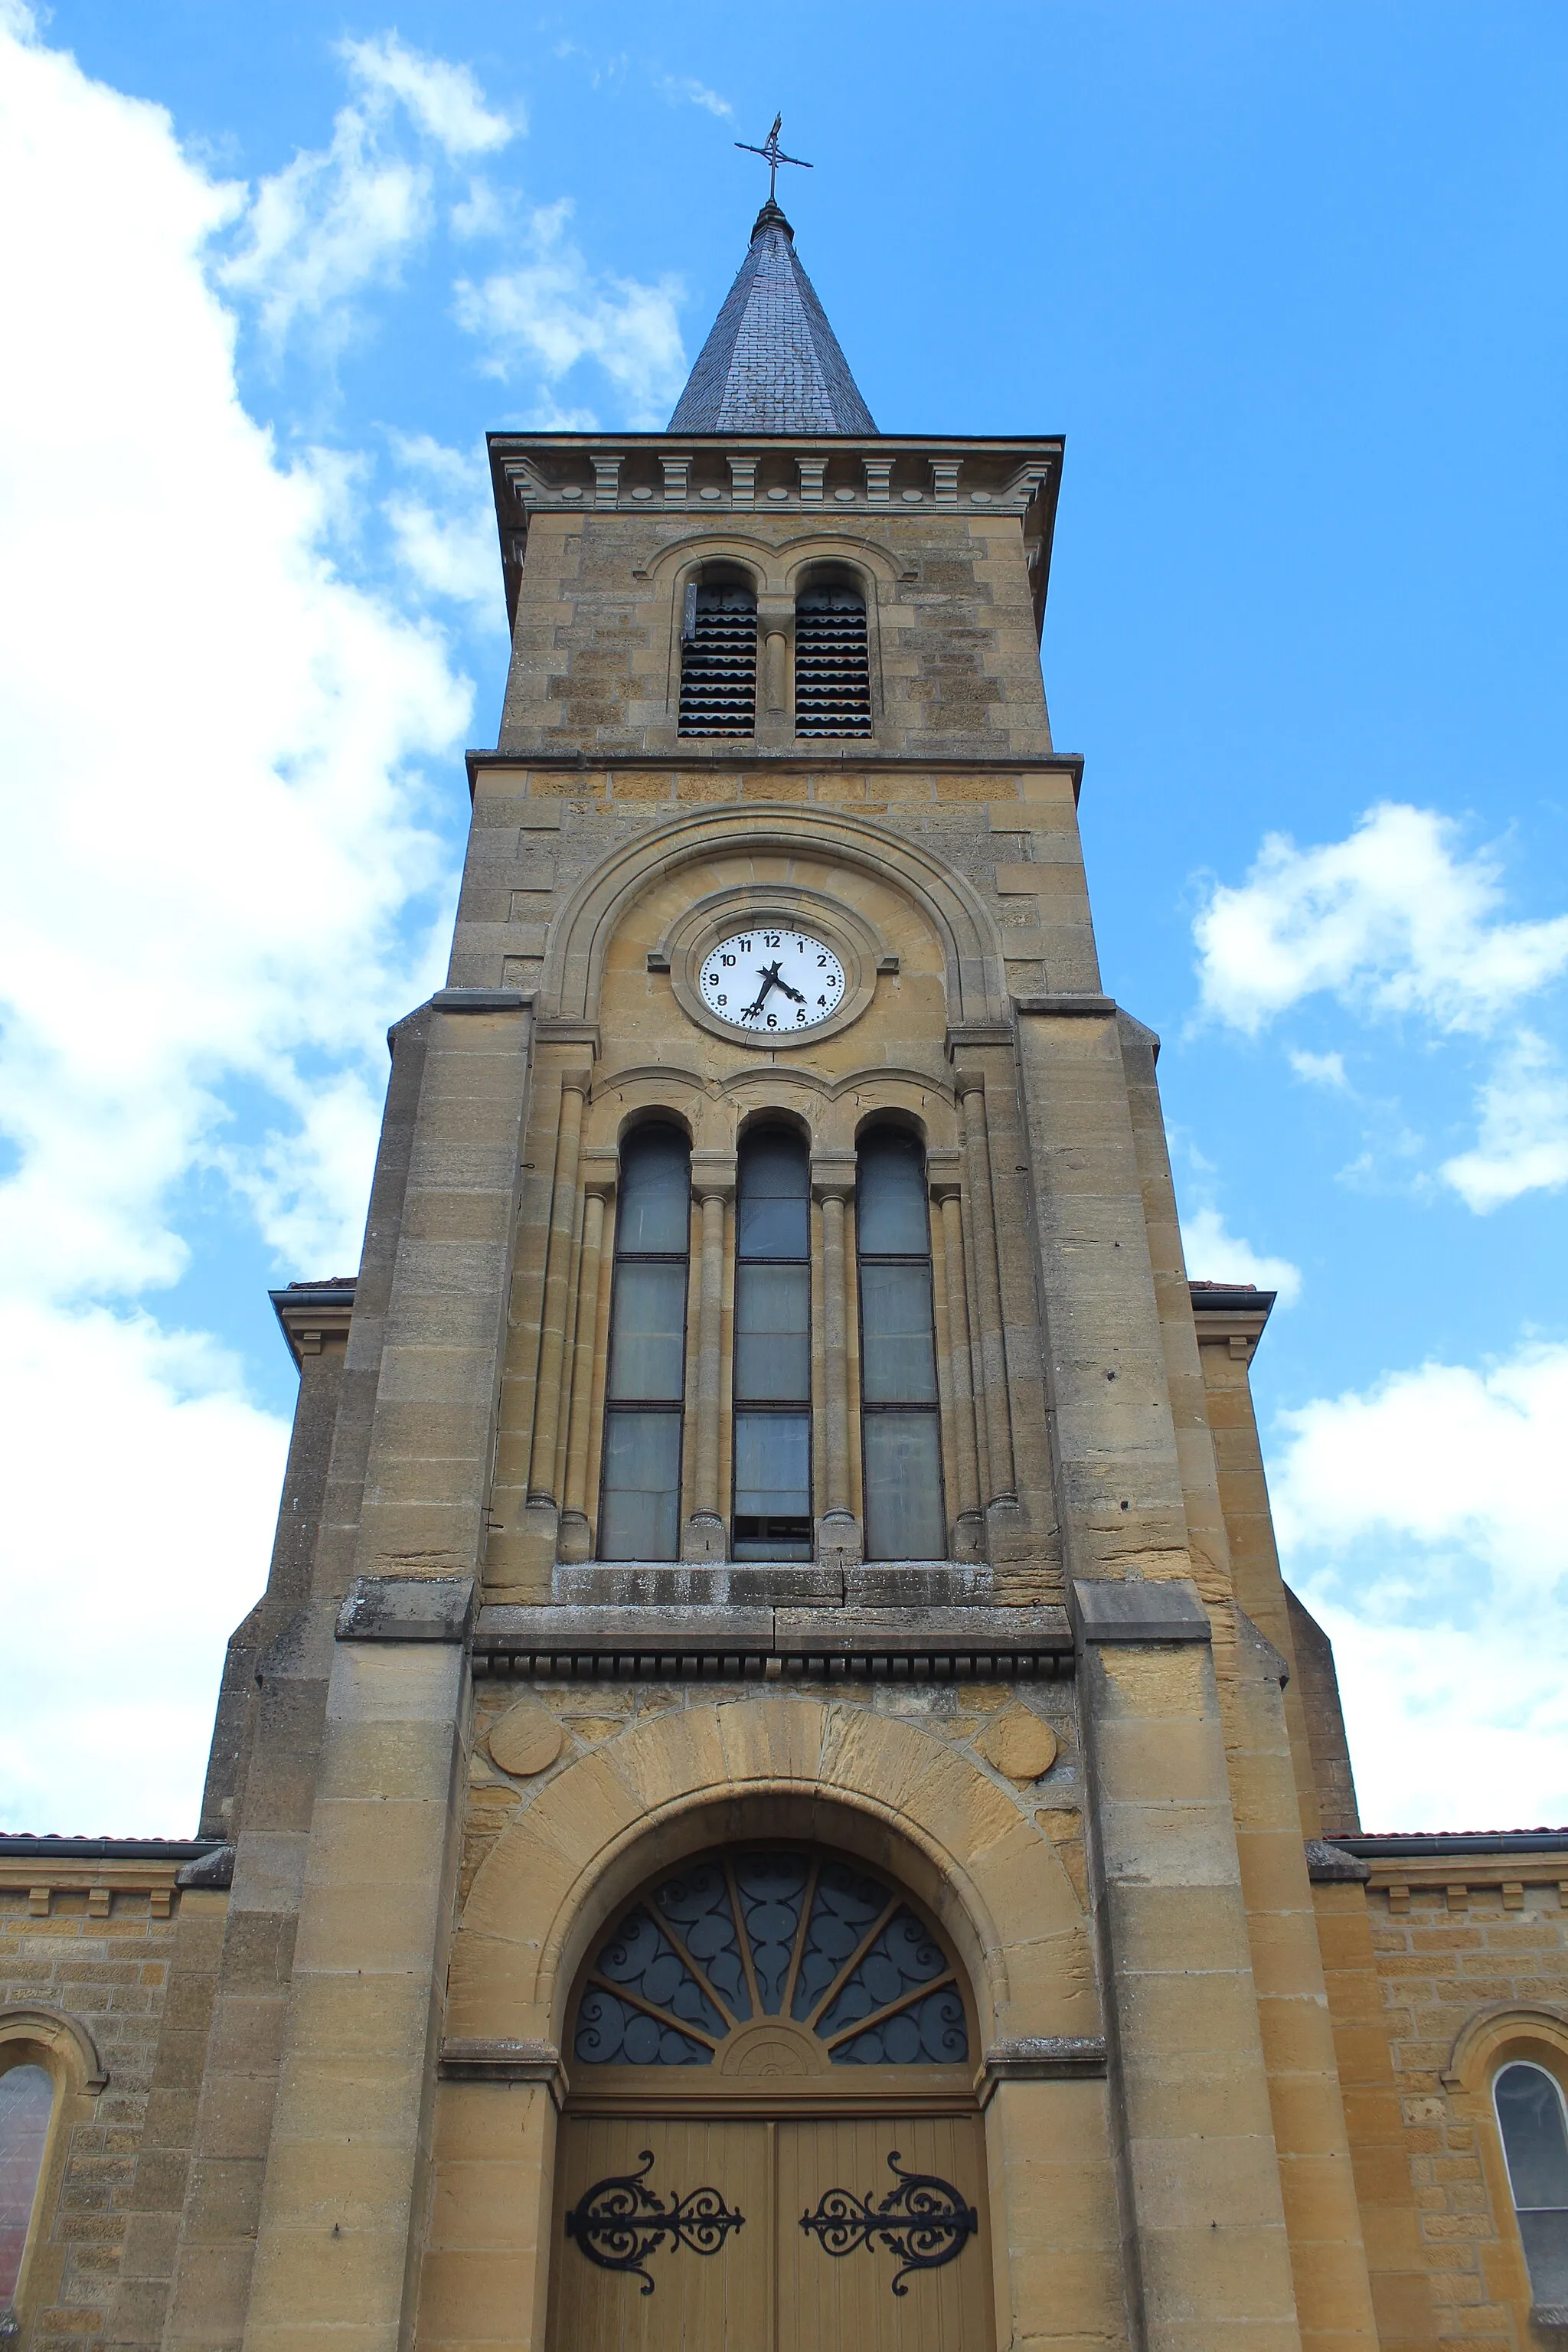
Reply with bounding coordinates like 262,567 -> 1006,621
668,200 -> 877,436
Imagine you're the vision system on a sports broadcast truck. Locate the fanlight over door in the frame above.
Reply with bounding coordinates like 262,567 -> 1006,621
550,1846 -> 993,2352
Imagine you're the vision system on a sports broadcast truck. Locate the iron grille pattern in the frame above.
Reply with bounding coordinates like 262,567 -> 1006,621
573,1848 -> 968,2067
799,2152 -> 978,2295
794,587 -> 871,736
565,2151 -> 744,2294
678,586 -> 757,736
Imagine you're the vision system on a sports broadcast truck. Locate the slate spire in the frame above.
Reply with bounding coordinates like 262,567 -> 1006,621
668,201 -> 877,435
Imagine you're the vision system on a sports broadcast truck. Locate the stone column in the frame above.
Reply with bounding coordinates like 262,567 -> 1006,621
1075,1577 -> 1302,2352
683,1152 -> 733,1562
812,1155 -> 861,1568
557,1170 -> 612,1565
957,1076 -> 1016,1504
527,1070 -> 587,1510
931,1174 -> 982,1556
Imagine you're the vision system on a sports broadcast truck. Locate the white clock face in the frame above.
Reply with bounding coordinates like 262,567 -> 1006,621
698,928 -> 846,1034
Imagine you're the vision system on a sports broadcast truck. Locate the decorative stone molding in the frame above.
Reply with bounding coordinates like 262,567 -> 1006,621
0,2004 -> 108,2092
1305,1839 -> 1370,1884
335,1575 -> 477,1644
1069,1578 -> 1210,1646
438,2038 -> 569,2108
470,1602 -> 1073,1683
1441,2000 -> 1568,2092
979,2037 -> 1107,2094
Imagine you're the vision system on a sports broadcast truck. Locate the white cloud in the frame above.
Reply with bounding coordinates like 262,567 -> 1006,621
0,8 -> 471,1828
1440,1030 -> 1568,1211
340,32 -> 516,155
0,1303 -> 289,1838
1194,802 -> 1568,1037
220,32 -> 515,348
1288,1047 -> 1348,1089
456,198 -> 687,426
1272,1343 -> 1568,1829
658,75 -> 733,119
384,433 -> 501,607
1180,1207 -> 1302,1305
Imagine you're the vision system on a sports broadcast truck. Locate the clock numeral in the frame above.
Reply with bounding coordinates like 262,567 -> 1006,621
721,953 -> 736,966
764,931 -> 780,947
795,1007 -> 807,1023
717,995 -> 727,1007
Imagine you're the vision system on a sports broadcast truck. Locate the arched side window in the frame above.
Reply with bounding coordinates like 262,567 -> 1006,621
1494,2060 -> 1568,2308
0,2059 -> 54,2314
599,1126 -> 691,1560
572,1847 -> 969,2070
857,1130 -> 945,1560
794,585 -> 871,737
733,1129 -> 812,1561
678,582 -> 756,737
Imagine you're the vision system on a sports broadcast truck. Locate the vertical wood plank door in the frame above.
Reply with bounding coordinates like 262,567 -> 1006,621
549,2114 -> 991,2352
549,2116 -> 771,2352
779,2118 -> 992,2352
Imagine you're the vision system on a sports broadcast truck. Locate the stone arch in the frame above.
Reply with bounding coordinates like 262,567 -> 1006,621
446,1696 -> 1093,2060
0,2004 -> 106,2094
643,530 -> 904,595
541,805 -> 1008,1030
1444,2000 -> 1568,2092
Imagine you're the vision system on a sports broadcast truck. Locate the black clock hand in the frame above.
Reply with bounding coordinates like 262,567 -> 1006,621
772,972 -> 806,1004
740,961 -> 782,1021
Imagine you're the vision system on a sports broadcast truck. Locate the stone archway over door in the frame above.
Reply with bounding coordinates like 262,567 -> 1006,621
546,1845 -> 995,2352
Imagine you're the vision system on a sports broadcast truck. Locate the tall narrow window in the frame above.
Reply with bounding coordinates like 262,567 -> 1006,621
599,1126 -> 690,1560
678,583 -> 756,737
857,1130 -> 945,1560
794,585 -> 871,737
0,2061 -> 53,2309
733,1129 -> 812,1560
1495,2061 -> 1568,2308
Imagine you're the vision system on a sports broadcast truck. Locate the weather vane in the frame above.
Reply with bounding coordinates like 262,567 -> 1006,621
734,113 -> 812,206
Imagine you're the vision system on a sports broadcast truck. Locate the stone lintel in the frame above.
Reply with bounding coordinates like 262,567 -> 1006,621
1070,1576 -> 1210,1645
336,1573 -> 478,1644
979,2036 -> 1109,2092
472,1599 -> 1071,1681
1011,994 -> 1117,1018
438,2038 -> 568,2106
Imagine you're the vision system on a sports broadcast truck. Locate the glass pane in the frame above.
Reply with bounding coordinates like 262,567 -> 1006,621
737,1132 -> 808,1259
735,1264 -> 810,1400
599,1410 -> 681,1560
856,1130 -> 930,1256
606,1262 -> 687,1400
1498,2063 -> 1568,2208
616,1127 -> 691,1256
733,1411 -> 810,1517
0,2063 -> 53,2301
860,1262 -> 939,1403
863,1413 -> 944,1560
1518,2210 -> 1568,2307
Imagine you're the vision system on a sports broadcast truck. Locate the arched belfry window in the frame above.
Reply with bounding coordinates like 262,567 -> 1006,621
599,1125 -> 691,1560
678,582 -> 756,737
0,2058 -> 53,2313
794,585 -> 871,737
573,1847 -> 969,2070
857,1131 -> 945,1560
733,1129 -> 812,1561
1494,2061 -> 1568,2308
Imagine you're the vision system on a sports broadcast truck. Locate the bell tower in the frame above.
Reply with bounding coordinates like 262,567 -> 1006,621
97,178 -> 1452,2352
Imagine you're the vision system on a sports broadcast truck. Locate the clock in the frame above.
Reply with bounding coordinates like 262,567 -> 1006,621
698,928 -> 847,1034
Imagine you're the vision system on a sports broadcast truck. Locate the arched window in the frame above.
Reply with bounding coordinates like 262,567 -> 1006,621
857,1130 -> 945,1560
0,2060 -> 53,2311
572,1847 -> 969,2069
678,582 -> 756,737
733,1129 -> 812,1560
1494,2061 -> 1568,2308
794,585 -> 871,737
599,1126 -> 691,1560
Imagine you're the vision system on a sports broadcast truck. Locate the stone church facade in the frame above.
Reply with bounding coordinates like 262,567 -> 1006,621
4,199 -> 1568,2352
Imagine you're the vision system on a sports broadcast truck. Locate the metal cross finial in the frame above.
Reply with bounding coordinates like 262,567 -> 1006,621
734,112 -> 812,205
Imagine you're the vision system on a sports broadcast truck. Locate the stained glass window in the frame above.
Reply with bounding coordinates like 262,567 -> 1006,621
600,1125 -> 690,1560
856,1129 -> 945,1560
572,1848 -> 969,2069
1495,2061 -> 1568,2307
0,2061 -> 52,2305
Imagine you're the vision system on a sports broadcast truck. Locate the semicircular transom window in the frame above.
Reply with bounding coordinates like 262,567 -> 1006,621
573,1848 -> 969,2071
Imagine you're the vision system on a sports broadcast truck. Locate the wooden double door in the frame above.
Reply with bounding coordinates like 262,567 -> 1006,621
548,2111 -> 993,2352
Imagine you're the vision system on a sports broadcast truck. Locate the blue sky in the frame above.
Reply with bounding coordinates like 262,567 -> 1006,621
2,1 -> 1565,1835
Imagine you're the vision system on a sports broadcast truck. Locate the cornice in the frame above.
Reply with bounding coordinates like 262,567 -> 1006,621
270,1283 -> 355,1367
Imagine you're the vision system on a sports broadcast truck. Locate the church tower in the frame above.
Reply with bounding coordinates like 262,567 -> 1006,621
43,170 -> 1568,2352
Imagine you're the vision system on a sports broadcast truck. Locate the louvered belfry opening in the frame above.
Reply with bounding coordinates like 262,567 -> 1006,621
794,584 -> 872,737
678,582 -> 757,737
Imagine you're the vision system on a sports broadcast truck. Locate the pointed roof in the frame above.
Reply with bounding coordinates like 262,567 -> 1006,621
668,201 -> 876,435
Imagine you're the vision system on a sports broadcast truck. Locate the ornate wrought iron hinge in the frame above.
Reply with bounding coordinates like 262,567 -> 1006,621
799,2151 -> 978,2295
565,2151 -> 745,2294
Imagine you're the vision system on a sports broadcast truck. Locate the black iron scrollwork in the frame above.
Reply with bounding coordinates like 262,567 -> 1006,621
565,2151 -> 745,2294
799,2151 -> 978,2295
